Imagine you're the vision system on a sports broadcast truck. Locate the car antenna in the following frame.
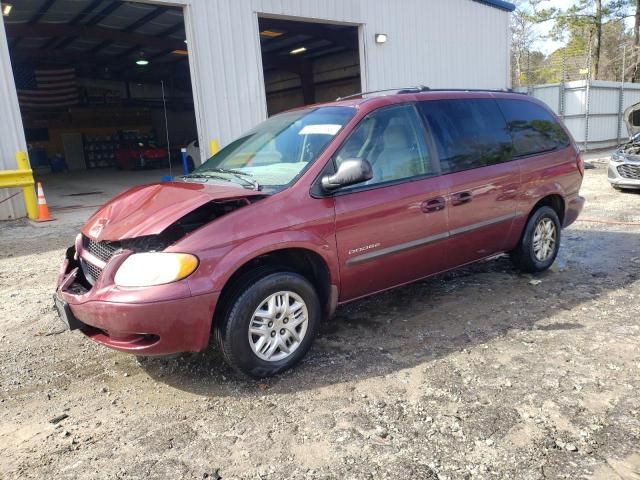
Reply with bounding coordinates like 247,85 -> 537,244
161,80 -> 172,178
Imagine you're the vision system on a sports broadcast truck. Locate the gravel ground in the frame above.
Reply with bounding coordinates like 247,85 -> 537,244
1,164 -> 639,480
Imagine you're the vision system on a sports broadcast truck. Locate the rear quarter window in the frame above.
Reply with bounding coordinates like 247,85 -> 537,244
418,99 -> 513,174
497,99 -> 570,157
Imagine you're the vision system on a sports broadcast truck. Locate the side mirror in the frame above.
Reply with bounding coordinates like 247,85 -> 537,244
321,158 -> 373,191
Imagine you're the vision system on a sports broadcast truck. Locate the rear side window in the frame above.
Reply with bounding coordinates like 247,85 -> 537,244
497,99 -> 570,157
418,99 -> 513,174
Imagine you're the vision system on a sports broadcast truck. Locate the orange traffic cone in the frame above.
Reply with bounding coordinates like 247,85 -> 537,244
35,182 -> 54,222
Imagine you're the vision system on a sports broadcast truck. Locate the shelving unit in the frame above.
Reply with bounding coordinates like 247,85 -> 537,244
83,131 -> 157,169
83,134 -> 119,169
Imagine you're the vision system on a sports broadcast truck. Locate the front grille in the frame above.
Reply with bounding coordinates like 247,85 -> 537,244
80,258 -> 103,285
82,236 -> 120,263
618,164 -> 640,180
81,236 -> 120,285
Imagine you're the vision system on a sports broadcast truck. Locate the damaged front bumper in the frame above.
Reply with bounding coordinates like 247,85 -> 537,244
55,245 -> 219,355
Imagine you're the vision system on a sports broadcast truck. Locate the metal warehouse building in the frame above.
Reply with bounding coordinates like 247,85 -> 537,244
0,0 -> 514,220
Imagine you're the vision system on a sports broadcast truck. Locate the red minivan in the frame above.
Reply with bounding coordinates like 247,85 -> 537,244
55,89 -> 585,377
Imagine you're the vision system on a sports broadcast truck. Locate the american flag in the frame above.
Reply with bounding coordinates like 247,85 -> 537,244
13,64 -> 79,110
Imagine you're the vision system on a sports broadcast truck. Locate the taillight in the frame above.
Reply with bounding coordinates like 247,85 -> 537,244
577,152 -> 585,177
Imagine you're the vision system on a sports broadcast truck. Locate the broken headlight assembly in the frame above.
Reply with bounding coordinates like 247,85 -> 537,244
611,151 -> 626,162
114,252 -> 199,287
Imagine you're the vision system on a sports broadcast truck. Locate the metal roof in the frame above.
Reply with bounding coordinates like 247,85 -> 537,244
472,0 -> 516,12
4,1 -> 187,70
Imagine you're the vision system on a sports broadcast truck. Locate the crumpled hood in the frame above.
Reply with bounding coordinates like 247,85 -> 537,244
624,101 -> 640,138
82,181 -> 263,242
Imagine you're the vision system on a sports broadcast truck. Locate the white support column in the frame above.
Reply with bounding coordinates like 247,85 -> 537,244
0,18 -> 28,220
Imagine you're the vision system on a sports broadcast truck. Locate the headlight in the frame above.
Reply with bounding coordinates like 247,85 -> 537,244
611,151 -> 625,162
114,253 -> 199,287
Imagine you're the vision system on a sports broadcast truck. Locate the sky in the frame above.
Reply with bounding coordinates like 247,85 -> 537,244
529,0 -> 635,55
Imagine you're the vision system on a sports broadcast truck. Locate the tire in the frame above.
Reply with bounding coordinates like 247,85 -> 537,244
615,186 -> 640,194
510,206 -> 561,273
214,271 -> 321,378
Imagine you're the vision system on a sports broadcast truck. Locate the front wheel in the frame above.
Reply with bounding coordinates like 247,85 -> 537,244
214,272 -> 321,378
510,206 -> 561,273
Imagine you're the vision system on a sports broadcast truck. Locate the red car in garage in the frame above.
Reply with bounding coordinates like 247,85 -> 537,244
115,141 -> 169,170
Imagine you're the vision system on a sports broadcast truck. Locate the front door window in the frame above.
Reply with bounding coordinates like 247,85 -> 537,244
335,104 -> 436,187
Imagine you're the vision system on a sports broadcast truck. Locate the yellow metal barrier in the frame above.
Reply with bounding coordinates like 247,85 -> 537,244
209,139 -> 219,156
0,152 -> 38,220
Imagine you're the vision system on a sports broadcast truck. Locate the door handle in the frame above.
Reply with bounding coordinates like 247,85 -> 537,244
421,197 -> 446,213
451,191 -> 472,206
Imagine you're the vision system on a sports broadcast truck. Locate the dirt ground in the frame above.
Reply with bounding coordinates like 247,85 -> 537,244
1,162 -> 639,480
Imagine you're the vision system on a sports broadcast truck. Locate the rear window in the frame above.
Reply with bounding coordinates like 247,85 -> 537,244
497,99 -> 570,157
418,99 -> 512,174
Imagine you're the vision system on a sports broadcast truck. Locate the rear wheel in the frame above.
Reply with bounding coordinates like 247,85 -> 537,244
510,206 -> 561,273
214,271 -> 320,378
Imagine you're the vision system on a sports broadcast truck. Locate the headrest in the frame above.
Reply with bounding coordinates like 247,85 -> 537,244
383,124 -> 411,149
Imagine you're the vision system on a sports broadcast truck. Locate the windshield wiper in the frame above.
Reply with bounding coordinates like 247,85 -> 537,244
181,172 -> 238,184
201,168 -> 261,191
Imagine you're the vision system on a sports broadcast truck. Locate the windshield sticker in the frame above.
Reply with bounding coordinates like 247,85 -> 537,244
298,124 -> 342,136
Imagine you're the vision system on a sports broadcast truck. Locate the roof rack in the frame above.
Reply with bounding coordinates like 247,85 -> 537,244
336,85 -> 430,101
422,88 -> 523,94
336,86 -> 523,101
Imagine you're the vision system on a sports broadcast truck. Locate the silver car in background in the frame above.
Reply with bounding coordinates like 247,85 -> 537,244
609,135 -> 640,190
609,103 -> 640,190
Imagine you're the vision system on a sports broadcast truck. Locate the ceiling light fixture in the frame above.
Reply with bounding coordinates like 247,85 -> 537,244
375,33 -> 387,44
136,52 -> 149,66
2,3 -> 12,16
290,46 -> 306,55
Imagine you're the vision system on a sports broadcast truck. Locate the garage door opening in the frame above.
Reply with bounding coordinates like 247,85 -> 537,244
258,17 -> 361,116
3,1 -> 199,213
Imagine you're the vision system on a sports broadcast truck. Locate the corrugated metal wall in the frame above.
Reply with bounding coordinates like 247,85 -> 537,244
362,0 -> 510,91
181,0 -> 511,158
520,80 -> 640,150
0,0 -> 510,220
0,17 -> 28,220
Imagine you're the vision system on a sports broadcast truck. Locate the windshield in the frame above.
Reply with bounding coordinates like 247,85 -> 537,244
187,106 -> 355,191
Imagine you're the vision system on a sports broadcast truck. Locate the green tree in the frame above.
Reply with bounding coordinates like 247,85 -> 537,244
511,0 -> 550,86
630,0 -> 640,81
533,0 -> 628,79
599,19 -> 629,81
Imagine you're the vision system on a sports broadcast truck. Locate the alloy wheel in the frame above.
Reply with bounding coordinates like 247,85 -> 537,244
532,217 -> 557,262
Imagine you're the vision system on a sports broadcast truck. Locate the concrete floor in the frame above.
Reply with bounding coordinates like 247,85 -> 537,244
33,167 -> 173,226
